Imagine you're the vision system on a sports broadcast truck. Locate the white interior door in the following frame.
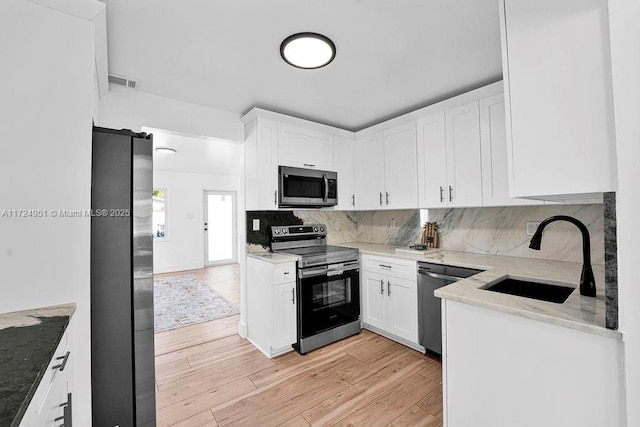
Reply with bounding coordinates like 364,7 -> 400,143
204,191 -> 237,266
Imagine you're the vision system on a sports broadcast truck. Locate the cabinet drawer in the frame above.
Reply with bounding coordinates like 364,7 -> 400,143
361,255 -> 416,280
273,263 -> 296,285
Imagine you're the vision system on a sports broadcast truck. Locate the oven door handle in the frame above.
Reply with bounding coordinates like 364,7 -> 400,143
299,262 -> 359,279
327,262 -> 359,276
298,266 -> 328,279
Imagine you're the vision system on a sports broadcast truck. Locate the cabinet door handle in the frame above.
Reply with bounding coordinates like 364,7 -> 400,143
379,264 -> 392,269
388,281 -> 391,296
386,192 -> 389,205
439,186 -> 444,203
274,190 -> 277,206
291,288 -> 295,304
52,351 -> 70,372
303,163 -> 315,167
352,194 -> 355,206
449,185 -> 453,202
380,279 -> 384,295
379,192 -> 383,205
55,393 -> 72,427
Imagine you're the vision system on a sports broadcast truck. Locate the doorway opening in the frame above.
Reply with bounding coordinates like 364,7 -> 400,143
204,190 -> 237,266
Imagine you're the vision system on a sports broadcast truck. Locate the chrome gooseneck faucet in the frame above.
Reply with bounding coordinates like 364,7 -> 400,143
528,215 -> 596,297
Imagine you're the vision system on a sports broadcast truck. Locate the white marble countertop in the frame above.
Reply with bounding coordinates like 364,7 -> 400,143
247,252 -> 297,264
341,242 -> 619,340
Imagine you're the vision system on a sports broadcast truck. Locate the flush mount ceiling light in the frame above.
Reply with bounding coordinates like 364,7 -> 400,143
155,147 -> 177,154
280,33 -> 336,69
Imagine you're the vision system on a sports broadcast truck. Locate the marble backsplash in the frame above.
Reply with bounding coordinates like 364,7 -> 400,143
246,204 -> 605,265
355,210 -> 423,246
246,210 -> 357,252
427,204 -> 605,265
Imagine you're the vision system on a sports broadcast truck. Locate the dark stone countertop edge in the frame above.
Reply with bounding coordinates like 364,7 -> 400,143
9,317 -> 70,427
0,304 -> 75,427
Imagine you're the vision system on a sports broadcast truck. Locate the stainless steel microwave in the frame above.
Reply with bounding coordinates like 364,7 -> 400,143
278,166 -> 338,207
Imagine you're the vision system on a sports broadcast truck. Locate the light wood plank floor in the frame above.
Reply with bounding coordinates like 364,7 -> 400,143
154,265 -> 443,427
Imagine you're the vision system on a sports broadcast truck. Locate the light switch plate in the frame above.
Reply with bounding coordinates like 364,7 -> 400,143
252,219 -> 260,231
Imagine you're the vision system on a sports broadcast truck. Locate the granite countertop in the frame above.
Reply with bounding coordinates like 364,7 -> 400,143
247,252 -> 298,264
0,303 -> 76,426
341,242 -> 619,340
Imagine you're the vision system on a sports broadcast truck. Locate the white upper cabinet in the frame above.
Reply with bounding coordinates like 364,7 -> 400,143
480,94 -> 542,206
355,123 -> 418,210
242,108 -> 352,210
417,102 -> 483,208
383,122 -> 419,209
333,136 -> 356,210
417,112 -> 447,207
445,102 -> 483,207
278,123 -> 334,170
499,0 -> 616,201
244,118 -> 279,210
354,132 -> 386,210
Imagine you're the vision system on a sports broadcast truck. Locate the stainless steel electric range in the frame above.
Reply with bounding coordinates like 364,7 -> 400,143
270,224 -> 361,354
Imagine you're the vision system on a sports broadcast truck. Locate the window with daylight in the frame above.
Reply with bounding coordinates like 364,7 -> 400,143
153,189 -> 167,239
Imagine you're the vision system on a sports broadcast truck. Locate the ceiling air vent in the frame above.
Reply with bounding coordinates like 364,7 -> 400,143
108,74 -> 139,89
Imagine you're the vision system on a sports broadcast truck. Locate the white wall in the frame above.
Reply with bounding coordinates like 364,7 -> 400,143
150,129 -> 243,273
608,1 -> 640,425
153,170 -> 241,273
99,84 -> 245,142
0,0 -> 95,424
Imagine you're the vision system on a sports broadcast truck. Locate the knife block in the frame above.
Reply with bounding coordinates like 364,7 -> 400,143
421,222 -> 439,249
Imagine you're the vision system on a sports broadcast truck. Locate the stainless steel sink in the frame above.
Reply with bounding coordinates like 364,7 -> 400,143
485,278 -> 575,304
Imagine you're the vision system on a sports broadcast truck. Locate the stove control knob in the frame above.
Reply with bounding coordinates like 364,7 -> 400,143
274,229 -> 280,234
282,229 -> 288,234
320,227 -> 325,232
314,227 -> 318,232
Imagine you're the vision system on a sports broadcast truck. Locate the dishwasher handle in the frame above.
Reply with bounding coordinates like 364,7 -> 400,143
417,269 -> 466,282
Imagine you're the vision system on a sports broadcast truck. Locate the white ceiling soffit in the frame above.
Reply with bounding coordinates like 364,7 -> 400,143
103,0 -> 503,131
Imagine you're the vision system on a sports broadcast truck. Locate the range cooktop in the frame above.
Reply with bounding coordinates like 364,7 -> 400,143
270,224 -> 359,268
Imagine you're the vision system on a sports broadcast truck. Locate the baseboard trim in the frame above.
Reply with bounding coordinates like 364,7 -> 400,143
363,324 -> 425,353
153,263 -> 204,275
237,321 -> 248,338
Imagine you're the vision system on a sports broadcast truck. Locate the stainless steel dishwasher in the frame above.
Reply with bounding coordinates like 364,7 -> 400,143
417,262 -> 483,356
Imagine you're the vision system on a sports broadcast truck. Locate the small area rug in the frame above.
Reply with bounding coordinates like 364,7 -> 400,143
154,273 -> 239,332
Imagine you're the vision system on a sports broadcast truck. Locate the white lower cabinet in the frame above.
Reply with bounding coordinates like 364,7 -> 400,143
442,300 -> 624,427
20,325 -> 72,427
272,282 -> 297,351
361,255 -> 419,347
247,257 -> 297,357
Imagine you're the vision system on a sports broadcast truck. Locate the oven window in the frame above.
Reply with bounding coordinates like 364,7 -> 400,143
283,175 -> 323,198
312,277 -> 351,310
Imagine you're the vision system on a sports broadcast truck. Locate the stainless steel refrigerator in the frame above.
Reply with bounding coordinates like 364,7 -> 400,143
90,127 -> 156,427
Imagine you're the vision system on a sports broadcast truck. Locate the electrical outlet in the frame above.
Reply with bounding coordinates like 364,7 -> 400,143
252,219 -> 260,231
334,221 -> 340,230
526,221 -> 541,236
390,218 -> 396,229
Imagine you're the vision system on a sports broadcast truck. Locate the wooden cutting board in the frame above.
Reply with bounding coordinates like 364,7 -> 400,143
421,222 -> 439,249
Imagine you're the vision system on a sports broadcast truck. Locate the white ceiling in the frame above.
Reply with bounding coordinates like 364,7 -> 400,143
103,0 -> 503,131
